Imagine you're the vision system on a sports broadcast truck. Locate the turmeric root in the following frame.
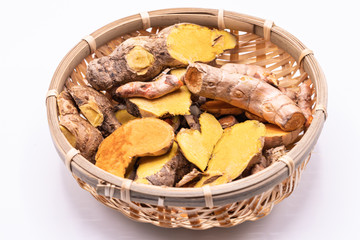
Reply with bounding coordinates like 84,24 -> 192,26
135,143 -> 193,186
67,85 -> 120,136
184,63 -> 305,131
200,100 -> 244,116
126,86 -> 192,118
57,90 -> 103,161
176,113 -> 223,171
264,124 -> 302,149
297,79 -> 313,127
115,73 -> 183,99
194,120 -> 265,187
218,115 -> 238,129
95,118 -> 174,178
87,23 -> 237,90
176,168 -> 202,187
221,63 -> 278,86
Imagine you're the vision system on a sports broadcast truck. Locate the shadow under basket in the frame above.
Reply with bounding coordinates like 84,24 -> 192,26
46,8 -> 327,229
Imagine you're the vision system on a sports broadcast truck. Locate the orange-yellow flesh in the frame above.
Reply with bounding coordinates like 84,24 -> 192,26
167,24 -> 237,64
95,118 -> 174,178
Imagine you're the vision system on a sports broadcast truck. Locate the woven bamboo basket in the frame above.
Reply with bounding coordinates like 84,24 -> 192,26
46,8 -> 327,229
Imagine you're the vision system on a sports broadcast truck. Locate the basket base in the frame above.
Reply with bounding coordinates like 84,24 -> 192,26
73,156 -> 309,230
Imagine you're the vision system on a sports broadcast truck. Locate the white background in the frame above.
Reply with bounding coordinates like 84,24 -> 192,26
1,0 -> 359,239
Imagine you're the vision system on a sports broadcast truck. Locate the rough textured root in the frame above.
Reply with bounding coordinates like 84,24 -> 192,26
221,63 -> 278,86
200,100 -> 244,116
194,120 -> 266,187
184,63 -> 305,131
184,114 -> 200,131
218,115 -> 238,129
115,73 -> 183,99
57,90 -> 103,161
264,124 -> 302,149
176,113 -> 223,171
135,143 -> 193,187
245,111 -> 267,122
95,118 -> 174,178
67,85 -> 120,136
297,79 -> 313,127
264,145 -> 286,165
86,23 -> 236,91
126,86 -> 191,118
176,168 -> 203,187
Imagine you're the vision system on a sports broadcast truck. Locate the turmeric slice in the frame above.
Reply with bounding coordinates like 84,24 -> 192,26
95,118 -> 174,178
87,23 -> 236,90
184,63 -> 305,131
176,113 -> 223,171
195,120 -> 266,187
126,86 -> 192,118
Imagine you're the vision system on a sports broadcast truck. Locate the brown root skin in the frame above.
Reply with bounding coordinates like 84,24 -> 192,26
115,74 -> 183,99
86,23 -> 236,91
57,90 -> 103,161
245,111 -> 267,122
185,63 -> 305,131
176,168 -> 203,187
200,100 -> 244,116
95,118 -> 174,178
221,63 -> 278,86
218,115 -> 238,129
67,85 -> 120,136
135,143 -> 192,187
297,79 -> 313,127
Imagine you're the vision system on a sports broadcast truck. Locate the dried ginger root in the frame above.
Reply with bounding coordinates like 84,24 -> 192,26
67,85 -> 120,136
115,73 -> 183,99
135,142 -> 193,187
57,90 -> 103,161
297,79 -> 313,127
95,118 -> 174,178
184,63 -> 305,131
195,120 -> 265,187
87,23 -> 236,90
176,113 -> 223,171
221,63 -> 278,86
264,124 -> 302,149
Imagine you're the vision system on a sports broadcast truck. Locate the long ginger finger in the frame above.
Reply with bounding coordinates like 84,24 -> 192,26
221,63 -> 278,86
184,63 -> 305,131
115,74 -> 183,99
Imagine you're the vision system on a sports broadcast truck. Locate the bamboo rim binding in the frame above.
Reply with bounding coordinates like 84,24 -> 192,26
46,8 -> 327,229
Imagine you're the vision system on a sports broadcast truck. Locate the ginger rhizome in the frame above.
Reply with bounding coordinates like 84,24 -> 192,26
67,85 -> 120,136
184,63 -> 305,131
95,118 -> 174,178
115,73 -> 183,99
86,23 -> 236,91
135,142 -> 193,187
57,90 -> 103,161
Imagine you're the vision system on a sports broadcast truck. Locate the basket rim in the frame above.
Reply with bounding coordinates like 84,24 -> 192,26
46,7 -> 327,207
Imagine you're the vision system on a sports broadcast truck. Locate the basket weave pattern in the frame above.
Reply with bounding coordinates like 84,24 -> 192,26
47,9 -> 327,230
